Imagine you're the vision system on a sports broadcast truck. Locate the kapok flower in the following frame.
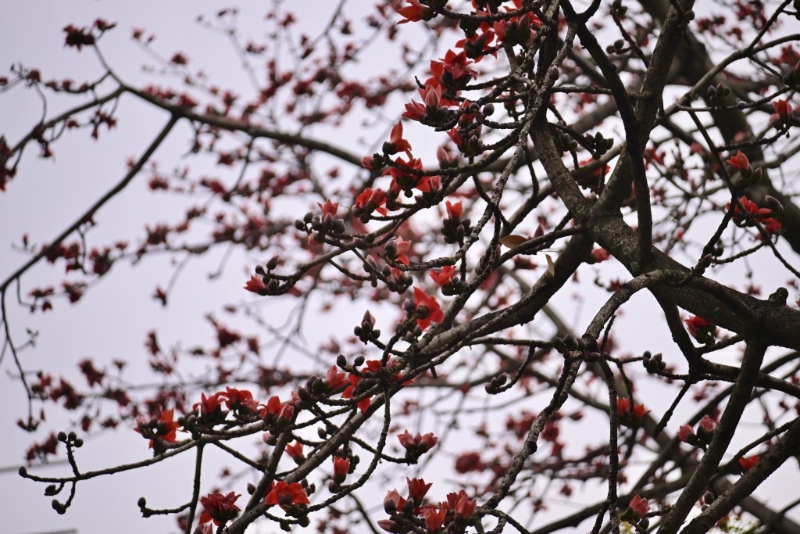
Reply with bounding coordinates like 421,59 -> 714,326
431,49 -> 478,91
429,265 -> 456,288
223,387 -> 259,415
446,490 -> 477,519
590,248 -> 609,263
135,408 -> 181,449
194,393 -> 227,423
199,491 -> 241,526
285,441 -> 304,463
413,287 -> 445,330
354,187 -> 388,218
445,200 -> 463,220
407,477 -> 432,503
395,0 -> 432,24
726,151 -> 750,171
424,506 -> 448,531
325,365 -> 348,391
384,122 -> 413,156
398,430 -> 438,459
616,398 -> 649,426
727,196 -> 782,235
629,494 -> 650,519
318,199 -> 339,218
265,481 -> 309,507
244,275 -> 267,294
739,455 -> 759,471
678,424 -> 694,443
416,175 -> 440,194
697,415 -> 717,434
386,237 -> 412,265
332,456 -> 350,484
685,315 -> 716,344
342,359 -> 384,412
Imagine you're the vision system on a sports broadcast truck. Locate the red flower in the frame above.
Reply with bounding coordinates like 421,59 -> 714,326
591,248 -> 609,263
136,408 -> 180,448
629,494 -> 650,519
446,490 -> 477,519
265,481 -> 309,507
396,0 -> 431,24
285,441 -> 304,463
424,506 -> 447,531
616,398 -> 649,426
194,393 -> 227,423
727,196 -> 782,235
726,151 -> 750,171
199,491 -> 241,526
354,187 -> 388,217
773,99 -> 792,116
332,456 -> 350,484
429,265 -> 456,287
383,155 -> 423,191
445,200 -> 463,220
383,489 -> 407,513
386,122 -> 413,156
342,359 -> 383,412
678,424 -> 694,443
244,275 -> 267,293
416,175 -> 440,193
413,287 -> 445,330
431,49 -> 478,90
223,387 -> 258,414
318,199 -> 339,218
698,415 -> 717,434
406,477 -> 432,503
387,237 -> 412,265
325,365 -> 348,391
685,315 -> 717,344
398,430 -> 438,454
739,455 -> 759,471
403,99 -> 426,121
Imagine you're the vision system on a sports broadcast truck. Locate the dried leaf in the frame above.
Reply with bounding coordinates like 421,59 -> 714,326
546,254 -> 555,276
499,235 -> 527,248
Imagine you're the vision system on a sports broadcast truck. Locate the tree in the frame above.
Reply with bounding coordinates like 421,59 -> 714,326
3,0 -> 800,533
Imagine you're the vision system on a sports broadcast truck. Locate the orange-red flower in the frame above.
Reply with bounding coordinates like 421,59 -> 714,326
445,200 -> 463,220
429,265 -> 456,287
355,187 -> 388,217
385,122 -> 413,156
739,455 -> 759,471
616,398 -> 649,426
396,0 -> 431,24
726,151 -> 750,171
727,196 -> 782,235
629,494 -> 650,519
135,408 -> 180,448
199,491 -> 241,526
265,481 -> 309,507
413,287 -> 445,330
244,275 -> 267,294
406,477 -> 432,503
685,315 -> 717,344
285,441 -> 304,463
332,456 -> 350,484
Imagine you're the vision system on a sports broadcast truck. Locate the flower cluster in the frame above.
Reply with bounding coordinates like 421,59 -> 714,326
380,478 -> 477,534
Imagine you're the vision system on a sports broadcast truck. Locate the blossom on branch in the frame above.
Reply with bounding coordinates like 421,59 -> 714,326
199,491 -> 241,526
265,481 -> 309,507
413,287 -> 445,330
